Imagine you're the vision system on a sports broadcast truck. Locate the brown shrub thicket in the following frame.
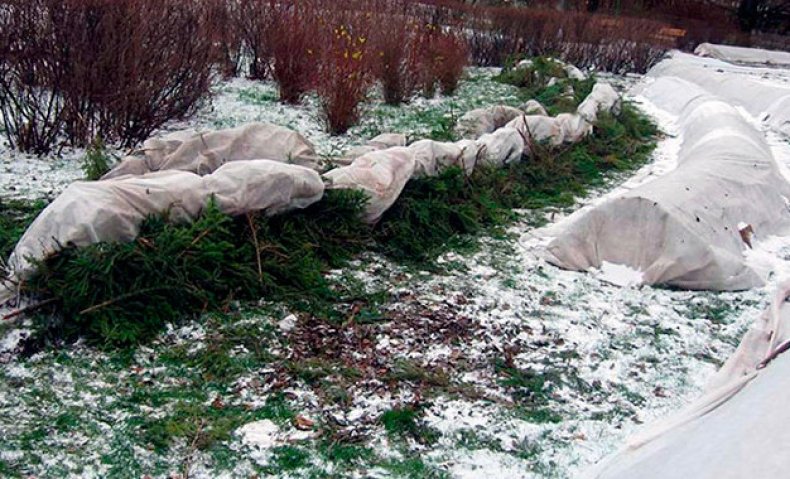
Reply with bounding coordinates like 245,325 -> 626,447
461,5 -> 672,72
207,0 -> 245,78
427,29 -> 469,96
370,5 -> 424,105
0,0 -> 215,154
237,0 -> 277,80
6,0 -> 773,150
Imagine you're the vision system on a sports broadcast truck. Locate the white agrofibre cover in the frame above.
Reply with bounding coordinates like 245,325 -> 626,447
322,147 -> 416,224
647,52 -> 790,137
588,281 -> 790,479
326,82 -> 622,222
506,83 -> 621,148
4,79 -> 622,293
103,122 -> 321,178
695,42 -> 790,67
546,76 -> 790,291
454,105 -> 525,139
408,140 -> 466,178
8,160 -> 324,276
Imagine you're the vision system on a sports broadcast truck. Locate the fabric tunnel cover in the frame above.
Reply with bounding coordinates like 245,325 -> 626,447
587,281 -> 790,479
546,69 -> 790,291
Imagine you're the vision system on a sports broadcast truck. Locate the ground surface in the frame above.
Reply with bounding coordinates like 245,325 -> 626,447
2,66 -> 790,479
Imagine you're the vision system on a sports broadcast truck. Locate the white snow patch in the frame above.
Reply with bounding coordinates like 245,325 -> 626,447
238,420 -> 280,449
596,262 -> 644,287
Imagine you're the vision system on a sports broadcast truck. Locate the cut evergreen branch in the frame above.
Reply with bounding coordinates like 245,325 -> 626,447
495,56 -> 598,115
23,191 -> 370,346
0,199 -> 47,273
81,136 -> 113,181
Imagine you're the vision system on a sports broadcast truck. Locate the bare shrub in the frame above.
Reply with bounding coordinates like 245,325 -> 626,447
0,0 -> 67,154
269,1 -> 320,104
315,10 -> 374,135
462,4 -> 673,73
370,3 -> 423,105
237,0 -> 277,80
430,31 -> 469,95
206,0 -> 245,78
0,0 -> 215,154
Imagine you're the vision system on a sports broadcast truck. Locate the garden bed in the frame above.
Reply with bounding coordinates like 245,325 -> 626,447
0,66 -> 741,479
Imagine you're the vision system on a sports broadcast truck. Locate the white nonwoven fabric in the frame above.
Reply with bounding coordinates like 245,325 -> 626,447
546,76 -> 790,291
588,281 -> 790,478
9,160 -> 325,277
103,122 -> 321,179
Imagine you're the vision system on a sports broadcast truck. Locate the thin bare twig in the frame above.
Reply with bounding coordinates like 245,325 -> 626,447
182,418 -> 205,479
78,287 -> 169,315
246,212 -> 264,284
3,298 -> 57,321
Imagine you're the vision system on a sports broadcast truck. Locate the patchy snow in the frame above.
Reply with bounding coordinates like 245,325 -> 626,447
183,67 -> 521,159
439,448 -> 534,479
0,146 -> 84,200
278,314 -> 298,333
0,68 -> 520,200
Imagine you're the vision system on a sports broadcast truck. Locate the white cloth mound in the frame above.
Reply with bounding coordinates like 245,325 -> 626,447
322,148 -> 416,223
338,133 -> 408,166
547,76 -> 790,291
694,42 -> 790,67
577,83 -> 621,123
9,160 -> 324,276
455,105 -> 525,139
326,80 -> 621,222
520,99 -> 548,116
506,83 -> 620,148
589,281 -> 790,479
476,127 -> 525,167
454,139 -> 483,174
408,140 -> 465,178
506,115 -> 562,146
103,122 -> 321,179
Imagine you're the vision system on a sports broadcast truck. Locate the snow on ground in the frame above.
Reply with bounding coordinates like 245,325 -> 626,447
169,67 -> 522,159
2,62 -> 790,478
0,147 -> 84,201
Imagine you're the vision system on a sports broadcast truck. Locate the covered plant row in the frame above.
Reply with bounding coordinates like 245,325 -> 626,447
1,68 -> 658,345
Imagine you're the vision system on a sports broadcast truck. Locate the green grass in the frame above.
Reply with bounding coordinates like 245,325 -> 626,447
265,446 -> 312,472
380,457 -> 450,479
493,357 -> 566,424
380,406 -> 440,445
237,87 -> 279,105
142,393 -> 294,453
